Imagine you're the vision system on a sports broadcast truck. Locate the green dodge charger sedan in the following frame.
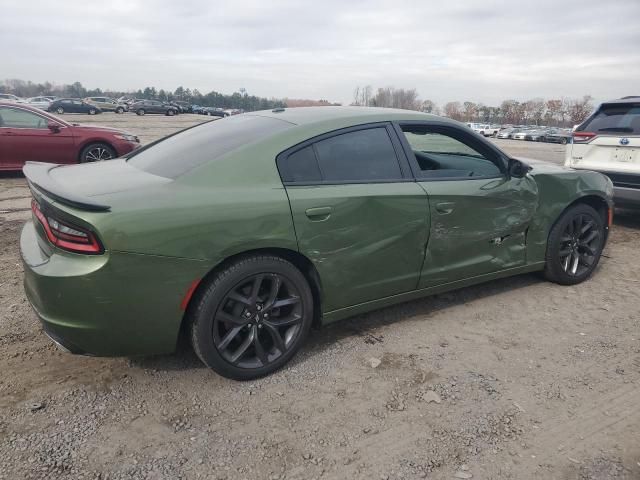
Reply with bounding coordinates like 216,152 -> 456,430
21,107 -> 614,379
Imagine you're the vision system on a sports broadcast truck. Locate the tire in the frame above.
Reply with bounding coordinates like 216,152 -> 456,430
56,107 -> 64,114
136,109 -> 145,116
88,108 -> 97,115
116,107 -> 124,114
80,142 -> 116,163
543,204 -> 606,285
166,109 -> 175,116
561,137 -> 568,145
190,255 -> 314,380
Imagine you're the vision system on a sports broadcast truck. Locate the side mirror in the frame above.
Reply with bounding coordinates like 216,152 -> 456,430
48,122 -> 61,133
508,158 -> 531,179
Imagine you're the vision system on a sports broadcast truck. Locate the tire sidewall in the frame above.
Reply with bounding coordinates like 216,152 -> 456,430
191,256 -> 314,380
545,204 -> 605,285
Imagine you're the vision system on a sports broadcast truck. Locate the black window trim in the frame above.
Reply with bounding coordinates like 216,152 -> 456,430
392,121 -> 510,182
276,122 -> 413,186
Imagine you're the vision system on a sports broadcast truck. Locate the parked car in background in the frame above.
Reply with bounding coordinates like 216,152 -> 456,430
0,103 -> 139,170
26,97 -> 53,110
543,128 -> 572,144
0,93 -> 25,103
524,128 -> 548,142
566,96 -> 640,207
20,107 -> 613,380
173,101 -> 193,113
470,123 -> 499,137
201,107 -> 227,117
130,100 -> 179,116
84,97 -> 127,113
497,128 -> 520,139
48,98 -> 102,115
191,105 -> 205,114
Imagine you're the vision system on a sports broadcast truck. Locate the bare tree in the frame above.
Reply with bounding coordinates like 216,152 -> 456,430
567,95 -> 594,125
443,101 -> 463,120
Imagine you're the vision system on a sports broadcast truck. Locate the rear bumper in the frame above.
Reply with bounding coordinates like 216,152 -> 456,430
20,220 -> 208,357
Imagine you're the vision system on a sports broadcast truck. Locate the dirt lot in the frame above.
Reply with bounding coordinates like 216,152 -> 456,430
1,113 -> 639,480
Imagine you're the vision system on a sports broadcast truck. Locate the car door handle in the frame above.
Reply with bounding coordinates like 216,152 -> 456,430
435,202 -> 455,215
305,206 -> 332,221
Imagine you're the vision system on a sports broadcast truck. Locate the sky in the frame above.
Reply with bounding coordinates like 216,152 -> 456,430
2,0 -> 639,106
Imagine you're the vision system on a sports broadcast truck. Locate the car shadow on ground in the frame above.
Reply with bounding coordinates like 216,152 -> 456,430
130,272 -> 542,373
613,208 -> 640,230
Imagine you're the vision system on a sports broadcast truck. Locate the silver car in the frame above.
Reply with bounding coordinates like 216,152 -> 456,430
26,96 -> 52,110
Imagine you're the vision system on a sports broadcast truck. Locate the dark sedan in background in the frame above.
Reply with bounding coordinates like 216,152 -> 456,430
130,100 -> 180,116
0,103 -> 139,170
48,98 -> 102,115
543,128 -> 572,144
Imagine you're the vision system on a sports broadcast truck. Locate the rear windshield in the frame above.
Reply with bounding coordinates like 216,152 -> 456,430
579,103 -> 640,135
127,115 -> 292,178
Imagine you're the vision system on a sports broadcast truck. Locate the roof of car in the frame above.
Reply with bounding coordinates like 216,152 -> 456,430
603,96 -> 640,104
246,106 -> 446,127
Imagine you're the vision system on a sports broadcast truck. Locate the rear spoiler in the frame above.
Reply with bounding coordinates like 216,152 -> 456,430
23,162 -> 111,212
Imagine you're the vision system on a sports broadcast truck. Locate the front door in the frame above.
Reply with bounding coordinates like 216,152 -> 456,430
0,106 -> 75,168
396,123 -> 538,288
279,124 -> 430,312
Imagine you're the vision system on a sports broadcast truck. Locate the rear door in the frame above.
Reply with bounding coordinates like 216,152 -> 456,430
0,106 -> 75,168
395,122 -> 538,288
279,124 -> 429,313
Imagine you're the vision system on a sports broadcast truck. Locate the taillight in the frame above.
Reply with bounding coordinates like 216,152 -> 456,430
572,131 -> 597,143
31,200 -> 103,254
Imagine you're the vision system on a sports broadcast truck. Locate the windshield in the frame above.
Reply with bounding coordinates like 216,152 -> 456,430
579,103 -> 640,135
127,115 -> 292,178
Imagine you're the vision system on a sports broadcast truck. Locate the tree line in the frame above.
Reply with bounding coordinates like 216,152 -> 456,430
353,85 -> 595,126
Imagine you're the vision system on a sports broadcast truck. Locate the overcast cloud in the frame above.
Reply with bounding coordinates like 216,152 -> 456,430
2,0 -> 639,105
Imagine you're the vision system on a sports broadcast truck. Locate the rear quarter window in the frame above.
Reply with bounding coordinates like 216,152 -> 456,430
127,115 -> 292,178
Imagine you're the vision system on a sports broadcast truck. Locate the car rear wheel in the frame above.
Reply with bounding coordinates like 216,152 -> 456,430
166,109 -> 175,116
137,109 -> 145,116
544,204 -> 605,285
116,107 -> 124,114
56,107 -> 64,114
80,143 -> 116,163
88,108 -> 97,115
561,137 -> 568,145
190,255 -> 314,380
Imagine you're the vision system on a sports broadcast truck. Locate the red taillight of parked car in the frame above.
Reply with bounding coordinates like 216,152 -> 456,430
31,200 -> 103,254
572,131 -> 597,143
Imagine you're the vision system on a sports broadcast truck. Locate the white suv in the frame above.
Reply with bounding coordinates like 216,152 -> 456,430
566,97 -> 640,208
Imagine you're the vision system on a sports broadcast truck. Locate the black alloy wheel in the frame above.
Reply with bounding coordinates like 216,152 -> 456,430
558,213 -> 602,277
212,273 -> 303,369
544,204 -> 605,285
190,255 -> 314,380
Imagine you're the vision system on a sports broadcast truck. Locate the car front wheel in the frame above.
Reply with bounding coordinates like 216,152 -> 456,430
136,109 -> 145,115
544,204 -> 606,285
116,107 -> 124,114
56,107 -> 64,114
88,108 -> 97,115
190,255 -> 314,380
80,143 -> 116,163
166,109 -> 175,116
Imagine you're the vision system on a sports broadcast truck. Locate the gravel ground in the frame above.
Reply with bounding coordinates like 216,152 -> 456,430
1,114 -> 638,479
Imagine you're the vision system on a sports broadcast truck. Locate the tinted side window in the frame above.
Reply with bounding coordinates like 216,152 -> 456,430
580,103 -> 640,135
279,146 -> 322,183
313,128 -> 402,182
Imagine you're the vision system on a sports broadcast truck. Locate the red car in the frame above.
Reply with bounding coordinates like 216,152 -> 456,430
0,103 -> 140,171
